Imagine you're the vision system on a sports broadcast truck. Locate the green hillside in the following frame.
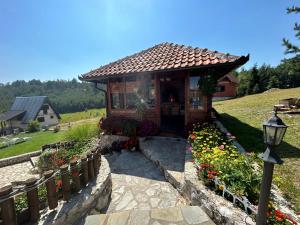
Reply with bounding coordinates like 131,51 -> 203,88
213,87 -> 300,210
0,79 -> 105,113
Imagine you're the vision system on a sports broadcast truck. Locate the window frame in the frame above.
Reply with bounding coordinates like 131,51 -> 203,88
109,75 -> 156,111
188,75 -> 204,111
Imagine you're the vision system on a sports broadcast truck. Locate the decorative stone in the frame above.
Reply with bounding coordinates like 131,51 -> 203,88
115,191 -> 134,211
150,198 -> 160,208
146,188 -> 156,196
128,210 -> 150,225
106,211 -> 130,225
124,200 -> 138,210
84,214 -> 107,225
181,206 -> 211,224
151,207 -> 183,222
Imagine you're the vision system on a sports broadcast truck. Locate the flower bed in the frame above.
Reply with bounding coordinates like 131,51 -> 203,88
188,123 -> 298,225
37,141 -> 94,172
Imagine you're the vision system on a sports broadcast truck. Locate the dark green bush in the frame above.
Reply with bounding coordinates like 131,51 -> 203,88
27,120 -> 40,133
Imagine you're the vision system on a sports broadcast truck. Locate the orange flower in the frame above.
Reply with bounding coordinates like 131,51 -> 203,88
190,134 -> 196,141
207,174 -> 214,179
275,216 -> 283,222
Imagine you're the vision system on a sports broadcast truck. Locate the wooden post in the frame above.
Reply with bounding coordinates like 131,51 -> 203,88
81,156 -> 89,185
87,152 -> 94,181
0,184 -> 17,225
25,178 -> 39,222
60,165 -> 71,201
96,150 -> 102,172
91,149 -> 98,176
44,170 -> 58,209
95,150 -> 100,174
70,159 -> 81,192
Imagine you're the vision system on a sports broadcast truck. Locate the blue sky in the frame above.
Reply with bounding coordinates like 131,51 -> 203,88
0,0 -> 298,83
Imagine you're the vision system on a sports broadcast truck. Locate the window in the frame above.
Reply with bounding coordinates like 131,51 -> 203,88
111,93 -> 125,109
189,76 -> 203,109
42,104 -> 49,114
144,75 -> 156,108
109,75 -> 156,110
137,74 -> 156,108
216,85 -> 225,92
50,115 -> 54,119
110,78 -> 125,109
125,76 -> 139,109
37,117 -> 45,122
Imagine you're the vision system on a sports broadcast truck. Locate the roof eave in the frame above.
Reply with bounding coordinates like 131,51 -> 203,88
80,54 -> 249,83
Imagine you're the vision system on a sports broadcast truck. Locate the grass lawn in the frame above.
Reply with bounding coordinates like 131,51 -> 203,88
60,108 -> 106,123
0,109 -> 105,159
0,130 -> 66,159
213,87 -> 300,210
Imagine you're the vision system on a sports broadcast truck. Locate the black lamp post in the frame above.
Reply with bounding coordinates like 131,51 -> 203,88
256,109 -> 288,225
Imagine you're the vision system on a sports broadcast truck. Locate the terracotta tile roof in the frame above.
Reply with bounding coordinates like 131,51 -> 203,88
219,74 -> 240,84
80,42 -> 249,80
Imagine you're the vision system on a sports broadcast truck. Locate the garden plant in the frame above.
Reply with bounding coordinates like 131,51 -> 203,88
188,123 -> 297,225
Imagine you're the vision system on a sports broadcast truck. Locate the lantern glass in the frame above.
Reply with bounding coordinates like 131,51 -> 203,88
274,126 -> 287,146
263,124 -> 287,146
263,125 -> 276,146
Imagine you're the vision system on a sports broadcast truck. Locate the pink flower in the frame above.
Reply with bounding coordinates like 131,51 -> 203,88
219,145 -> 225,150
245,152 -> 253,157
226,132 -> 231,136
187,146 -> 193,152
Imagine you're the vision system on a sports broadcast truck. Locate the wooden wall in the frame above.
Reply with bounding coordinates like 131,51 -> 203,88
106,70 -> 212,129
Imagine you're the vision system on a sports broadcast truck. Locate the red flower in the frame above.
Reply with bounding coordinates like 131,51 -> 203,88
56,180 -> 62,192
275,216 -> 283,222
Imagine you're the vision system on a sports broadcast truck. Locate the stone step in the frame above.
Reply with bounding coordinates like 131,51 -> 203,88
83,206 -> 215,225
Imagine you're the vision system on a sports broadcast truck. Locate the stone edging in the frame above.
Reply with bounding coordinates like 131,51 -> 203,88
38,157 -> 112,225
0,150 -> 42,168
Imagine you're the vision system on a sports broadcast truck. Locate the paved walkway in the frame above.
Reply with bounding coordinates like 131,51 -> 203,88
104,150 -> 186,213
0,157 -> 39,186
139,137 -> 187,186
85,206 -> 215,225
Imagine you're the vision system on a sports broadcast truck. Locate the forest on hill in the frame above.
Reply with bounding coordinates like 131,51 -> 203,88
0,79 -> 105,113
235,56 -> 300,96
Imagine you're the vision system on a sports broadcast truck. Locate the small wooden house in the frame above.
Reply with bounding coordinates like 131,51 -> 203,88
0,96 -> 60,134
213,74 -> 239,101
80,42 -> 248,132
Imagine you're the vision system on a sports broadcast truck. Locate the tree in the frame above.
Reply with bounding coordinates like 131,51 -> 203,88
282,5 -> 300,57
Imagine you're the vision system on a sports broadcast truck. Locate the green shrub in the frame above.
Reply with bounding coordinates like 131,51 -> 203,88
15,193 -> 28,214
27,121 -> 40,133
64,124 -> 98,142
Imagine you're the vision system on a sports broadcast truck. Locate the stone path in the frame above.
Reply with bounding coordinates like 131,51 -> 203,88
103,150 -> 186,213
0,157 -> 40,186
85,206 -> 215,225
139,137 -> 187,186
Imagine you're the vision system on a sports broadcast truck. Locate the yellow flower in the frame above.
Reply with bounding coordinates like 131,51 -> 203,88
219,185 -> 225,190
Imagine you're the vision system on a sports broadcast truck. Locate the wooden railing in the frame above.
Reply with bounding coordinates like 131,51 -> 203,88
0,148 -> 101,225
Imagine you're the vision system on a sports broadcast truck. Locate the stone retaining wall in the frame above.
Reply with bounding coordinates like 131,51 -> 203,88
38,157 -> 112,225
0,150 -> 42,168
